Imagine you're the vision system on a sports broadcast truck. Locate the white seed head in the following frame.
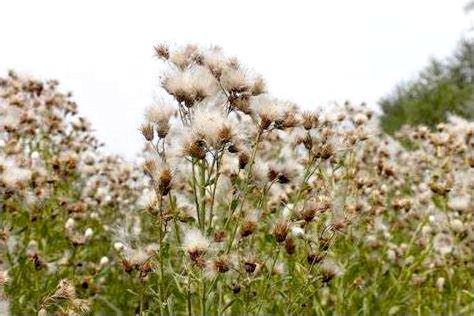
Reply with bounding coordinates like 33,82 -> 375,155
145,101 -> 174,125
99,256 -> 110,268
84,228 -> 94,240
114,242 -> 125,252
183,228 -> 209,254
433,233 -> 453,255
450,219 -> 464,233
65,218 -> 75,231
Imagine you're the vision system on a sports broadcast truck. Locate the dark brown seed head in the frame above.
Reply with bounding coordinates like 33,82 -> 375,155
238,152 -> 249,169
156,121 -> 170,139
184,140 -> 206,160
244,261 -> 257,274
158,169 -> 172,195
213,256 -> 230,273
259,114 -> 272,130
188,250 -> 206,268
251,77 -> 266,96
240,220 -> 257,238
273,219 -> 289,243
302,208 -> 316,222
307,252 -> 324,265
320,143 -> 334,160
302,113 -> 318,130
154,44 -> 170,59
213,231 -> 227,242
218,126 -> 233,146
143,159 -> 157,177
232,284 -> 241,294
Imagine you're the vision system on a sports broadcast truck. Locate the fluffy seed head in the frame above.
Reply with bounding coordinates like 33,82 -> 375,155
183,228 -> 209,255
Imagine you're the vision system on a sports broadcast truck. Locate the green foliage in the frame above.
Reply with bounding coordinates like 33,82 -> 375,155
380,40 -> 474,134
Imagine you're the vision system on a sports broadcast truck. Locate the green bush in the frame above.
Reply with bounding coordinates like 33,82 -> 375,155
380,40 -> 474,134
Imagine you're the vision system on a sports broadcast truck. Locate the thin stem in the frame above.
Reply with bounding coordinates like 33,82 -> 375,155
191,160 -> 201,228
201,275 -> 207,316
187,285 -> 193,316
198,160 -> 207,232
157,194 -> 166,316
208,149 -> 224,229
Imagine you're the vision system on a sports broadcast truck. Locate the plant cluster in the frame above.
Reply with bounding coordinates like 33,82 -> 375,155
0,45 -> 473,315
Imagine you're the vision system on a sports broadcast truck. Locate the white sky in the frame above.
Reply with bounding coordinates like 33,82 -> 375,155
0,0 -> 471,157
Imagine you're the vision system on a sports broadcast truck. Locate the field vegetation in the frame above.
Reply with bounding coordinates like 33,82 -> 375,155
0,45 -> 473,315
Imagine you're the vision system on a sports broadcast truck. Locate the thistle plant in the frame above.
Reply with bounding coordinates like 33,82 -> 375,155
125,44 -> 374,314
0,72 -> 146,314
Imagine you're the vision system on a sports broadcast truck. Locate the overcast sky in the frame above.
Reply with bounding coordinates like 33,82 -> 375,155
0,0 -> 471,157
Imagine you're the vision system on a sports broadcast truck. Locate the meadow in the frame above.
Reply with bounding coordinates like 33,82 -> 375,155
0,45 -> 473,315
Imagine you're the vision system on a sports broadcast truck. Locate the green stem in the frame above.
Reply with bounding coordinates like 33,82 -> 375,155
191,160 -> 201,229
157,194 -> 166,316
201,276 -> 207,316
198,161 -> 207,232
208,150 -> 224,230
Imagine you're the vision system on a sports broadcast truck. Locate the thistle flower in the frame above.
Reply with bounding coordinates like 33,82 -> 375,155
267,164 -> 293,184
139,122 -> 154,142
320,260 -> 343,283
144,101 -> 174,138
353,113 -> 368,126
251,96 -> 283,130
182,137 -> 206,160
433,233 -> 454,255
272,219 -> 289,243
212,256 -> 230,274
114,242 -> 125,252
99,256 -> 110,268
450,219 -> 464,233
448,195 -> 471,212
154,166 -> 173,196
202,47 -> 227,78
162,67 -> 216,106
243,260 -> 258,274
122,247 -> 151,268
84,228 -> 94,240
1,165 -> 32,190
183,228 -> 209,266
290,225 -> 305,237
183,228 -> 209,254
220,68 -> 249,93
301,111 -> 318,130
137,188 -> 158,210
251,76 -> 266,96
238,152 -> 250,169
154,43 -> 170,60
189,105 -> 234,149
272,262 -> 285,276
240,219 -> 257,238
65,218 -> 75,231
